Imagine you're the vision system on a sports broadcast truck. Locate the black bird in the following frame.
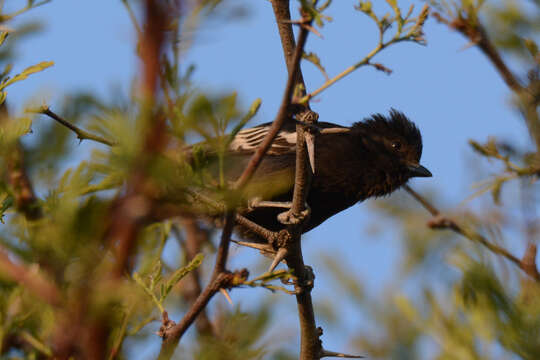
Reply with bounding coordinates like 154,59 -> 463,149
191,110 -> 431,241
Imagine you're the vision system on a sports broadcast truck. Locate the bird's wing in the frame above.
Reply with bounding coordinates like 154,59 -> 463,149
229,122 -> 296,155
228,121 -> 347,155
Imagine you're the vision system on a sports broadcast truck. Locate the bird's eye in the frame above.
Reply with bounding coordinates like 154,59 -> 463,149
391,141 -> 401,151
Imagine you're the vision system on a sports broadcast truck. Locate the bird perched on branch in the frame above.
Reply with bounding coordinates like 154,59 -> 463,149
189,109 -> 431,241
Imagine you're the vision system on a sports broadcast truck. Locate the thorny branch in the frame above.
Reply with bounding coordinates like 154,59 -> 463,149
156,3 -> 312,357
403,185 -> 540,281
270,1 -> 322,359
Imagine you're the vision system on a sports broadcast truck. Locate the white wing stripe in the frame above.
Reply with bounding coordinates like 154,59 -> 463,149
229,128 -> 297,153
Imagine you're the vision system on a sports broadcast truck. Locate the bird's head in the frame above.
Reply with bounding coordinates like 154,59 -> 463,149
353,109 -> 431,182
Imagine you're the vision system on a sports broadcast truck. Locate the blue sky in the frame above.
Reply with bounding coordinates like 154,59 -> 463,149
7,0 -> 533,358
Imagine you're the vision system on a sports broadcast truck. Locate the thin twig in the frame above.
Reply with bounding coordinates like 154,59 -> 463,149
432,11 -> 540,151
121,0 -> 143,38
39,106 -> 116,146
233,4 -> 308,190
403,185 -> 540,281
301,4 -> 429,104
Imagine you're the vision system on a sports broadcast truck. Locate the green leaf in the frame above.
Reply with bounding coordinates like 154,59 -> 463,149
469,138 -> 499,158
318,0 -> 332,12
357,1 -> 372,13
355,1 -> 379,24
524,38 -> 539,60
0,61 -> 54,91
162,253 -> 204,300
0,32 -> 8,47
303,51 -> 329,81
226,98 -> 261,144
0,115 -> 32,145
133,272 -> 164,313
0,194 -> 13,223
150,260 -> 163,290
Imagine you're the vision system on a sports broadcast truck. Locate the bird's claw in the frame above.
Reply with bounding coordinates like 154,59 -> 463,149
277,203 -> 310,225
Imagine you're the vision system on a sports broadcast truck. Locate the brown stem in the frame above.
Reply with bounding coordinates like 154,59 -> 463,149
270,1 -> 321,359
434,12 -> 540,150
471,26 -> 540,150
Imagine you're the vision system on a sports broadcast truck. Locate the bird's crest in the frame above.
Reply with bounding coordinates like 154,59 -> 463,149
356,109 -> 423,157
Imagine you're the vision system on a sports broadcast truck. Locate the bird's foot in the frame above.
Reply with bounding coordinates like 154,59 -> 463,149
277,203 -> 311,225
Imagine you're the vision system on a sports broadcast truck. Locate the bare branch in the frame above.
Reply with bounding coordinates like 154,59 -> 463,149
432,11 -> 540,150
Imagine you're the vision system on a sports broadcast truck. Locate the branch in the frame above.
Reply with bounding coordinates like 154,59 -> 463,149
403,185 -> 540,281
233,2 -> 308,190
39,106 -> 116,146
432,11 -> 540,151
158,3 -> 316,356
270,1 -> 322,359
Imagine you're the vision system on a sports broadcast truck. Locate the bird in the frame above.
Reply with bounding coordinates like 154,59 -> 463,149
188,109 -> 431,242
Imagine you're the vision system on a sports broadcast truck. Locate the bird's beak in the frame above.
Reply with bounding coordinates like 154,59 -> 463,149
407,163 -> 432,178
